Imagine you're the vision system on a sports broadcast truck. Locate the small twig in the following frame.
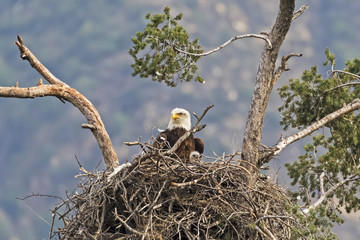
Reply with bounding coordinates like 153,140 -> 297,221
114,208 -> 144,236
254,215 -> 295,224
96,192 -> 106,235
260,225 -> 278,240
81,123 -> 96,130
17,193 -> 64,202
49,211 -> 56,240
74,167 -> 100,178
171,178 -> 201,187
144,181 -> 167,215
123,141 -> 141,146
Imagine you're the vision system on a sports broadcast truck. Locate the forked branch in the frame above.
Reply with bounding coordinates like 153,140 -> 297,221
0,35 -> 119,169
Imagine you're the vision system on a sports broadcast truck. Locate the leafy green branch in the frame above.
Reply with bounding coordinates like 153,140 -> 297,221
276,50 -> 360,233
129,6 -> 204,87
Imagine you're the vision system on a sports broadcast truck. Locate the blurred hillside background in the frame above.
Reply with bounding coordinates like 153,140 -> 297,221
1,0 -> 359,239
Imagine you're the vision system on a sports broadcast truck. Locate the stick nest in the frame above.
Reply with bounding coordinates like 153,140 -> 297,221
52,152 -> 304,240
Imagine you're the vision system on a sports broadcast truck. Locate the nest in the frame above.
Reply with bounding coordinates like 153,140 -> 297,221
52,151 -> 306,240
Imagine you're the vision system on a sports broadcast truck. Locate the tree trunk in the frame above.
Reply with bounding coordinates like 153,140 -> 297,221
241,0 -> 295,174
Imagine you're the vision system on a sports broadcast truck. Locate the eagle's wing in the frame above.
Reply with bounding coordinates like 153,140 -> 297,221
194,138 -> 204,154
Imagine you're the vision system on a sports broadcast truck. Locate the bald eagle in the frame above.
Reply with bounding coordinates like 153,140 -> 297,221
154,108 -> 204,161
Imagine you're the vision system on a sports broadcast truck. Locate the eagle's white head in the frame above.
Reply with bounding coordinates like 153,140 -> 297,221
167,108 -> 191,131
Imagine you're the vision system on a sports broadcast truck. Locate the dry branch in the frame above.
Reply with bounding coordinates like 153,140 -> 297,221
303,175 -> 359,213
273,99 -> 360,156
0,35 -> 119,169
175,34 -> 272,57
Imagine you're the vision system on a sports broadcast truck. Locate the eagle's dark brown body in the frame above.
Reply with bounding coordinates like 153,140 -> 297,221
155,127 -> 204,160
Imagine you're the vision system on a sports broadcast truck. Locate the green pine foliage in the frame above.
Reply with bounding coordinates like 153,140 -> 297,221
279,49 -> 360,235
286,204 -> 339,239
129,6 -> 204,87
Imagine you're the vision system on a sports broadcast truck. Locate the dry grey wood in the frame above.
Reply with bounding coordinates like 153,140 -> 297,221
274,99 -> 360,155
241,0 -> 296,174
0,35 -> 119,169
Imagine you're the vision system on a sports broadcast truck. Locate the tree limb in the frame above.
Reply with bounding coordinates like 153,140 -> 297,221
2,35 -> 119,169
175,34 -> 272,57
303,175 -> 359,213
326,82 -> 360,92
332,69 -> 360,80
274,99 -> 360,155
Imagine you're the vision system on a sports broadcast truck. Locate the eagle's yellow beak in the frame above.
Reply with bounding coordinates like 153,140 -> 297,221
172,113 -> 180,120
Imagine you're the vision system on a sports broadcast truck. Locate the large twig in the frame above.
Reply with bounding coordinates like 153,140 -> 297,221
274,99 -> 360,155
0,35 -> 119,169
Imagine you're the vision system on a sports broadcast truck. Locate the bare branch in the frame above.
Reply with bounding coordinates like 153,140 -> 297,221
324,68 -> 360,92
4,35 -> 119,169
326,82 -> 360,92
303,175 -> 359,213
332,69 -> 360,80
274,99 -> 360,155
175,34 -> 272,57
15,35 -> 66,86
